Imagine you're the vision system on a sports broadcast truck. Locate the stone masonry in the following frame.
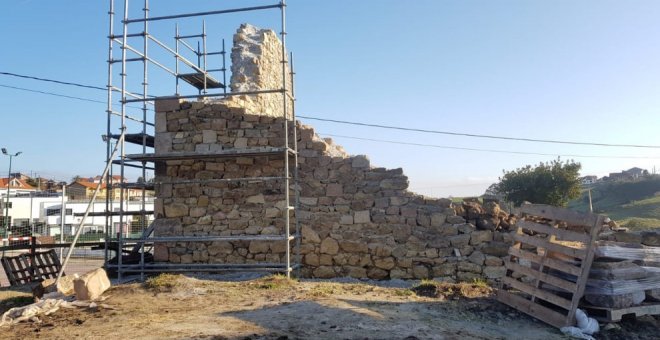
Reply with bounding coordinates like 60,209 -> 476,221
151,24 -> 512,281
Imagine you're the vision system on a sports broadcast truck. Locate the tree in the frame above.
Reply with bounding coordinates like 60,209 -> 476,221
497,158 -> 582,207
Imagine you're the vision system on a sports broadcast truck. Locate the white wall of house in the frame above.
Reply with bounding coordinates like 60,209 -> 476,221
2,194 -> 153,236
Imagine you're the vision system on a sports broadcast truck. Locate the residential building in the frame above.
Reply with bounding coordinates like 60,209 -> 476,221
580,176 -> 598,185
0,177 -> 36,197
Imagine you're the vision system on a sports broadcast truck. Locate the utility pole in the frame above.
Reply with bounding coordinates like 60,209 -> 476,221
588,188 -> 593,213
2,148 -> 22,236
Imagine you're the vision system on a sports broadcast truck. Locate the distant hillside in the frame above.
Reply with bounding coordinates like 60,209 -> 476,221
568,176 -> 660,230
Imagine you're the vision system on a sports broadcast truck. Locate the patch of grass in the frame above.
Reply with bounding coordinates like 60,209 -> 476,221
412,280 -> 493,299
618,217 -> 660,231
309,285 -> 336,297
471,278 -> 488,287
250,274 -> 296,290
392,288 -> 414,297
144,273 -> 182,292
411,280 -> 439,298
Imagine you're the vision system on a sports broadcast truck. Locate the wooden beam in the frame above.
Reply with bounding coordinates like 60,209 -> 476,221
502,276 -> 573,310
505,260 -> 577,292
508,247 -> 582,277
517,220 -> 591,244
514,233 -> 587,260
497,289 -> 569,329
520,204 -> 600,227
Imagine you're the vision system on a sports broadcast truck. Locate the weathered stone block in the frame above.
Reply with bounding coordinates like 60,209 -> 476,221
320,237 -> 339,255
374,257 -> 396,270
449,234 -> 471,247
73,268 -> 111,301
340,241 -> 368,253
470,230 -> 493,245
354,210 -> 371,224
483,266 -> 507,279
301,225 -> 321,244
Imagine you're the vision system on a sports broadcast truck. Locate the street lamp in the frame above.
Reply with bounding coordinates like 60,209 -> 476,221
2,148 -> 22,234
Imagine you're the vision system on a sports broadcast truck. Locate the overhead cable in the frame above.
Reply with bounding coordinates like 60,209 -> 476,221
319,133 -> 660,160
303,116 -> 660,149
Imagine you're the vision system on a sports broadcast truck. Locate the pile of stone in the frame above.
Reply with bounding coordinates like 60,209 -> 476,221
453,200 -> 517,232
585,230 -> 660,309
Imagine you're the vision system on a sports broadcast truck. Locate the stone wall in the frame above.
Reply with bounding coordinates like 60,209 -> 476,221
224,23 -> 293,119
151,24 -> 513,282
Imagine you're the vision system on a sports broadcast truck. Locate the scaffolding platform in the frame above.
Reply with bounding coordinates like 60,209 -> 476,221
177,72 -> 224,90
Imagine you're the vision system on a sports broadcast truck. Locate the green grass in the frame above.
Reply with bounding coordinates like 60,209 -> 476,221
568,176 -> 660,230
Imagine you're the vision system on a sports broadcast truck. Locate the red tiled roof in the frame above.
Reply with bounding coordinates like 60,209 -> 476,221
0,178 -> 36,190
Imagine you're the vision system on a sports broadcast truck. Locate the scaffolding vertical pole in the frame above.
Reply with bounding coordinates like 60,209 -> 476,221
289,51 -> 300,276
118,0 -> 130,282
279,0 -> 290,278
222,38 -> 227,95
139,0 -> 150,282
104,0 -> 115,267
175,24 -> 180,95
202,20 -> 208,95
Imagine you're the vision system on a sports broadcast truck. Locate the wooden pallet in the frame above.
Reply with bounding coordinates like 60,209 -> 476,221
497,204 -> 605,329
1,249 -> 63,286
581,303 -> 660,322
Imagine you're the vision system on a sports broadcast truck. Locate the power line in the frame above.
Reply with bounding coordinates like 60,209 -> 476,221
0,84 -> 148,111
320,133 -> 660,160
0,71 -> 106,91
1,70 -> 658,150
0,84 -> 106,104
302,116 -> 660,149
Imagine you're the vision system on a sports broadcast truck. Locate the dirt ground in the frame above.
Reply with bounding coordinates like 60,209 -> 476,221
0,274 -> 658,340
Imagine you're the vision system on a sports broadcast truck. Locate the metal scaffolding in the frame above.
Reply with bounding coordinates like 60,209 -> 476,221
101,0 -> 299,281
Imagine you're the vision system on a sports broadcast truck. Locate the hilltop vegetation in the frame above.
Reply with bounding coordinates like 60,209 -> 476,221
568,176 -> 660,230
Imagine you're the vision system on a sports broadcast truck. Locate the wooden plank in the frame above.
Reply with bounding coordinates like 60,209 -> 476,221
508,247 -> 582,277
505,260 -> 577,292
502,276 -> 573,310
514,233 -> 587,260
496,289 -> 569,329
581,302 -> 660,322
517,220 -> 591,244
520,204 -> 600,227
566,214 -> 605,325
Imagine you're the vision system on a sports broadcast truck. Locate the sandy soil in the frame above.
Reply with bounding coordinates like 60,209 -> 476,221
0,274 -> 657,340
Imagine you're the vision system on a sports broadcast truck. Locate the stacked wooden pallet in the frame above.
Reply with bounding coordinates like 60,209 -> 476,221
497,204 -> 604,328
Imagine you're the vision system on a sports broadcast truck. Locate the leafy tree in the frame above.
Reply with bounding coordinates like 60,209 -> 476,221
497,158 -> 582,207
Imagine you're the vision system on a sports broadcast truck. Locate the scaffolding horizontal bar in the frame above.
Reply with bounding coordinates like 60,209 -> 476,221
123,88 -> 286,103
124,4 -> 282,24
176,34 -> 204,39
109,262 -> 298,270
122,235 -> 295,243
108,110 -> 154,126
109,32 -> 146,39
125,147 -> 296,162
75,210 -> 153,217
117,182 -> 155,190
154,176 -> 288,185
109,133 -> 154,148
111,160 -> 155,170
206,52 -> 225,56
109,57 -> 145,64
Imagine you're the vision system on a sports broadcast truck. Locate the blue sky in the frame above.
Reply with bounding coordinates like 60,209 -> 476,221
0,1 -> 659,197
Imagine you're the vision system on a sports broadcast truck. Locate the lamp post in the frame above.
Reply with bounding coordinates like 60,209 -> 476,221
2,148 -> 22,235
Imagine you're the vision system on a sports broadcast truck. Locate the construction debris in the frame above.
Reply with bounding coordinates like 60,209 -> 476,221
0,268 -> 113,327
73,268 -> 111,301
